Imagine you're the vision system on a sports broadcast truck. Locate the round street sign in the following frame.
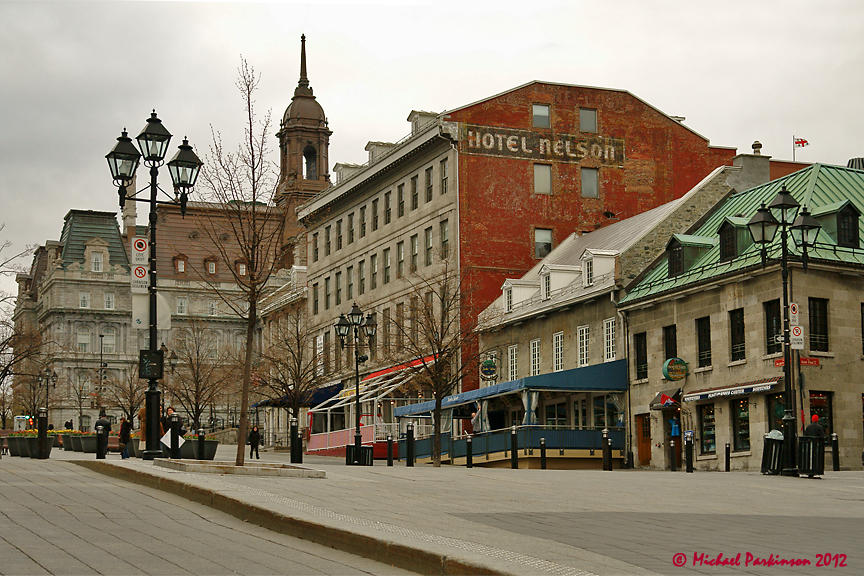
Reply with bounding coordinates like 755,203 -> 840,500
133,238 -> 147,253
134,266 -> 147,278
791,326 -> 802,337
789,302 -> 799,315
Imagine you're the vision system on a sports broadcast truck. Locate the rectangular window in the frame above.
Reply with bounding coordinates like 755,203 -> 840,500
764,300 -> 781,355
534,164 -> 551,195
505,287 -> 513,313
372,199 -> 379,231
699,404 -> 716,454
335,271 -> 342,306
729,309 -> 745,361
411,176 -> 419,210
346,266 -> 353,299
508,345 -> 518,381
696,316 -> 712,367
207,261 -> 216,274
603,318 -> 616,361
176,296 -> 187,315
535,228 -> 552,259
440,219 -> 449,259
809,297 -> 829,351
324,277 -> 331,310
425,167 -> 433,202
584,259 -> 594,285
410,296 -> 418,344
325,225 -> 331,255
530,339 -> 541,376
440,158 -> 448,194
397,184 -> 405,217
77,329 -> 90,353
312,232 -> 319,261
370,255 -> 378,290
397,241 -> 405,278
79,292 -> 90,309
237,262 -> 247,276
410,234 -> 419,271
347,213 -> 354,244
384,192 -> 392,224
91,252 -> 103,272
176,259 -> 185,273
634,332 -> 648,380
358,261 -> 365,295
316,334 -> 324,376
424,227 -> 433,266
104,293 -> 115,310
548,403 -> 566,428
532,103 -> 550,128
730,398 -> 750,451
577,325 -> 590,367
382,308 -> 391,354
334,330 -> 341,371
581,167 -> 599,198
579,108 -> 597,133
553,332 -> 564,372
574,399 -> 587,429
383,248 -> 391,284
395,302 -> 404,350
809,390 -> 833,436
336,219 -> 343,250
359,206 -> 366,238
593,396 -> 606,428
102,330 -> 116,355
663,325 -> 677,360
312,283 -> 319,314
541,274 -> 551,300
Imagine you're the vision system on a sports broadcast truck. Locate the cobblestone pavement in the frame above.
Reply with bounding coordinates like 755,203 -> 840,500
0,456 -> 414,575
38,447 -> 864,575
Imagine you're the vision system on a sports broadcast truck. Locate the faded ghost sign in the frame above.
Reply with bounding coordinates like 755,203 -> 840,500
462,124 -> 625,164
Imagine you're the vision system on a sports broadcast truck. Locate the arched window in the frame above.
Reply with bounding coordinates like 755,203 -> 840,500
303,145 -> 317,180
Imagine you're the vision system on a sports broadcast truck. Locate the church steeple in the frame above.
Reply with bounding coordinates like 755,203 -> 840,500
295,34 -> 312,97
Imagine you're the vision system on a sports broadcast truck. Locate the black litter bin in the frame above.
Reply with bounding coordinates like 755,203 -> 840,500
346,444 -> 374,466
798,436 -> 825,477
761,433 -> 783,475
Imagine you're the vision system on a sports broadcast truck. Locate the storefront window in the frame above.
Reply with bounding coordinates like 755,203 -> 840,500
606,395 -> 623,429
767,393 -> 785,432
699,404 -> 716,454
593,396 -> 606,428
573,398 -> 587,429
544,403 -> 566,428
731,398 -> 750,451
809,391 -> 833,436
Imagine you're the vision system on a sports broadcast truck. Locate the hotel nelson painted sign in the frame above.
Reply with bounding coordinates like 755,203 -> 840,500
462,124 -> 625,164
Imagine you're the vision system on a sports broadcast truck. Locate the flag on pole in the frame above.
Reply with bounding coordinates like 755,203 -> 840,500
794,137 -> 809,147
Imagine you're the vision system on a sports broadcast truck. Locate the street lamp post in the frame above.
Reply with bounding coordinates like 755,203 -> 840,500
106,111 -> 202,460
748,185 -> 822,477
334,303 -> 377,465
36,367 -> 57,418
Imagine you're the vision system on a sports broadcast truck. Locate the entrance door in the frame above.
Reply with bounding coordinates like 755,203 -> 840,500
663,409 -> 682,469
636,413 -> 651,466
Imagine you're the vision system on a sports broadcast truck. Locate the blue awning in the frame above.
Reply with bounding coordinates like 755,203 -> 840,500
252,383 -> 343,408
394,359 -> 626,418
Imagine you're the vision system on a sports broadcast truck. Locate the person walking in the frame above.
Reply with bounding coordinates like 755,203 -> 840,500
119,417 -> 132,459
94,410 -> 112,458
248,425 -> 261,459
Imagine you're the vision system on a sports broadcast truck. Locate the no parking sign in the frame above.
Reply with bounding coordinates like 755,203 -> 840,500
131,237 -> 148,265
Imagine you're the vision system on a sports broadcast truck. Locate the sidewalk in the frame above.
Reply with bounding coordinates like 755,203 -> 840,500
56,446 -> 864,575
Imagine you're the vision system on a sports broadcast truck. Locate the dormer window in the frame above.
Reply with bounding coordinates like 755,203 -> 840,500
838,205 -> 859,248
719,225 -> 737,261
205,258 -> 217,275
584,259 -> 594,286
505,287 -> 513,312
541,273 -> 551,300
668,245 -> 683,277
236,262 -> 247,277
174,255 -> 187,274
91,252 -> 103,272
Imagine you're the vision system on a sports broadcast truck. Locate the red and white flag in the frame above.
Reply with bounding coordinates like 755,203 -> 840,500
794,137 -> 809,147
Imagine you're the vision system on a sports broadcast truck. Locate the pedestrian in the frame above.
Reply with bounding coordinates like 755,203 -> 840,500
804,414 -> 826,439
65,420 -> 73,430
248,425 -> 261,459
119,417 -> 132,459
94,410 -> 112,457
47,423 -> 54,431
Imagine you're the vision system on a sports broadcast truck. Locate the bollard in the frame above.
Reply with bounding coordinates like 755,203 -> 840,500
387,435 -> 394,467
466,436 -> 473,468
831,433 -> 839,472
724,442 -> 731,472
685,435 -> 694,473
540,437 -> 547,470
602,428 -> 612,471
608,436 -> 614,470
169,413 -> 181,459
510,425 -> 518,469
37,407 -> 49,459
406,423 -> 415,467
669,438 -> 676,472
96,425 -> 106,459
197,429 -> 205,461
290,418 -> 300,464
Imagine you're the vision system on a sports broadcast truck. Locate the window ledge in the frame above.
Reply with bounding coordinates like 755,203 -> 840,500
727,359 -> 747,367
809,351 -> 834,358
632,378 -> 649,385
760,352 -> 783,360
731,450 -> 752,458
693,366 -> 713,374
696,454 -> 717,461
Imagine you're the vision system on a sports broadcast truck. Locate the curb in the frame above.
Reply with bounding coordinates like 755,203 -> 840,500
73,460 -> 503,576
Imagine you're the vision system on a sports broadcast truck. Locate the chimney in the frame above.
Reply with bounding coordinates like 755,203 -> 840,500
122,174 -> 137,238
729,140 -> 770,192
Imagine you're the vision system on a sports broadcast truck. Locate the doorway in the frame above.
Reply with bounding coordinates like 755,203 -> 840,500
636,413 -> 651,466
663,409 -> 682,470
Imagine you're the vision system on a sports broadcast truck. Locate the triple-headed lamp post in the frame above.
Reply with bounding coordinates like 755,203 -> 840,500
334,303 -> 377,465
747,185 -> 821,476
106,111 -> 202,460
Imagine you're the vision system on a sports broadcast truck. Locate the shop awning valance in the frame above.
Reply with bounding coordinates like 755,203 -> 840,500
649,388 -> 681,410
682,378 -> 780,403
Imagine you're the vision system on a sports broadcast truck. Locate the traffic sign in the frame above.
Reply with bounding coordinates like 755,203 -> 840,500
790,325 -> 804,350
131,237 -> 148,265
161,430 -> 185,448
789,302 -> 799,326
131,265 -> 148,293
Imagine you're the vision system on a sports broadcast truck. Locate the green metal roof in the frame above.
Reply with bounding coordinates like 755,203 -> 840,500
59,210 -> 129,270
720,216 -> 749,229
621,163 -> 864,304
669,234 -> 717,248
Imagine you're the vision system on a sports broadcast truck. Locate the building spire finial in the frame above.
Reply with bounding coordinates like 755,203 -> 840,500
298,34 -> 309,90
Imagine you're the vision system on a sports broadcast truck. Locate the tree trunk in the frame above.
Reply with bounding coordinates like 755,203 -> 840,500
234,297 -> 257,466
432,396 -> 442,467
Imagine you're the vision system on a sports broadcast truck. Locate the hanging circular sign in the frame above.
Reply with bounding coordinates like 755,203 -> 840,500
480,358 -> 497,380
662,358 -> 688,381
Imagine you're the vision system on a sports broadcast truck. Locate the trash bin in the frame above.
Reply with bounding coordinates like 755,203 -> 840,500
798,436 -> 825,477
761,430 -> 783,475
346,444 -> 374,466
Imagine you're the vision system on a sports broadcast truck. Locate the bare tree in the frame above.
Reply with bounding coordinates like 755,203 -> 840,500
391,258 -> 481,466
259,305 -> 321,442
5,327 -> 45,418
0,376 -> 11,429
164,323 -> 235,430
104,369 -> 146,425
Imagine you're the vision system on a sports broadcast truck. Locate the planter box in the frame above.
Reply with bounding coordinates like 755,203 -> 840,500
52,435 -> 60,447
70,435 -> 83,451
27,437 -> 39,458
192,440 -> 220,460
129,438 -> 139,458
80,435 -> 98,453
61,434 -> 72,450
8,436 -> 21,457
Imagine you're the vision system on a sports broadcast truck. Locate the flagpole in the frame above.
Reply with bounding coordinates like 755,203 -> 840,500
792,134 -> 796,162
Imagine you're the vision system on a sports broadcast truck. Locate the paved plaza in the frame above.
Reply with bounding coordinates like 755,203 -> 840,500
6,446 -> 864,575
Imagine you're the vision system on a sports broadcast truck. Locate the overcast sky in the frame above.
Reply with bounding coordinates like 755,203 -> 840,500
1,0 -> 863,297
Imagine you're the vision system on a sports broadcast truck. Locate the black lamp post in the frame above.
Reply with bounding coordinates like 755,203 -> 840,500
334,303 -> 377,465
107,111 -> 202,460
36,367 -> 57,416
748,185 -> 821,477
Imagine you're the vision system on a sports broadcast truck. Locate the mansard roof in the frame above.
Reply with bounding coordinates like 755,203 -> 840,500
58,210 -> 128,270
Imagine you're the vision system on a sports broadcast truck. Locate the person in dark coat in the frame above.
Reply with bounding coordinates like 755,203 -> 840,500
248,426 -> 261,459
119,417 -> 132,459
94,410 -> 112,457
804,414 -> 826,438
